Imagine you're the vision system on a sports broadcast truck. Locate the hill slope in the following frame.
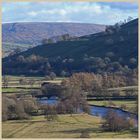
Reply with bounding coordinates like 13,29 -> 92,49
3,19 -> 138,76
2,22 -> 106,56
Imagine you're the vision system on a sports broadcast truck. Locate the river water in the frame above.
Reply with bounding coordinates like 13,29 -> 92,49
37,98 -> 138,125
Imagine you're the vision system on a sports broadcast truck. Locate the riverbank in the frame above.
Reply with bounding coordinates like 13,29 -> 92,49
2,114 -> 138,138
88,100 -> 137,114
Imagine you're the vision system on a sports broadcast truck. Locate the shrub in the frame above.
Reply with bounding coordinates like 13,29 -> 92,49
56,102 -> 66,114
108,101 -> 116,107
102,110 -> 135,132
120,104 -> 127,110
81,103 -> 91,114
44,105 -> 58,121
16,101 -> 29,120
80,131 -> 90,138
22,97 -> 38,115
44,76 -> 51,81
49,72 -> 56,80
3,76 -> 9,88
2,95 -> 38,121
128,118 -> 136,128
103,101 -> 107,106
2,100 -> 8,121
19,78 -> 27,85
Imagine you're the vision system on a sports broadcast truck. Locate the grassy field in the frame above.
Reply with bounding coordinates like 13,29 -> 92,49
2,76 -> 63,85
2,76 -> 138,138
3,75 -> 65,81
2,76 -> 64,94
88,100 -> 137,113
3,76 -> 138,111
2,87 -> 30,93
108,86 -> 138,91
2,114 -> 137,138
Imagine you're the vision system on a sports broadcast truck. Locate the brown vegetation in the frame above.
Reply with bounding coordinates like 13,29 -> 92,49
2,95 -> 38,121
102,110 -> 135,132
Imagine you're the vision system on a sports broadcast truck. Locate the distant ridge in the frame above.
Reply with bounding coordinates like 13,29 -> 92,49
2,22 -> 106,45
2,22 -> 106,57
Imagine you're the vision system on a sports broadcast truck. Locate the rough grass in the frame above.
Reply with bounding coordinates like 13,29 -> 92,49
2,114 -> 137,138
2,42 -> 30,57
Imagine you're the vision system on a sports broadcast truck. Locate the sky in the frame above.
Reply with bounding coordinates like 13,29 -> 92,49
2,2 -> 138,25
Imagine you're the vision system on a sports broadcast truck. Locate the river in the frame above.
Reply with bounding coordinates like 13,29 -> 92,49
37,98 -> 138,126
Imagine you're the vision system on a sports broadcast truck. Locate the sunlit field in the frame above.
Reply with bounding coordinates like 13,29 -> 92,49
2,114 -> 137,138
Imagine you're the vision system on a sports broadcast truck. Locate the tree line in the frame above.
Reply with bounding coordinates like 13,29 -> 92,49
3,53 -> 138,77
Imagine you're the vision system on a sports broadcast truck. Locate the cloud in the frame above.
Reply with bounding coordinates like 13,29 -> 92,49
2,2 -> 138,25
28,11 -> 38,16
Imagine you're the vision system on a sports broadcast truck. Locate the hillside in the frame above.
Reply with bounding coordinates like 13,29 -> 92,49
2,42 -> 31,57
2,22 -> 106,57
3,19 -> 138,76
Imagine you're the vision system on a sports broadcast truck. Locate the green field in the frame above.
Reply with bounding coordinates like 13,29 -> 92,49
2,76 -> 138,138
2,76 -> 63,94
3,75 -> 65,81
88,100 -> 137,113
108,86 -> 138,91
2,87 -> 30,93
2,114 -> 137,138
2,76 -> 63,85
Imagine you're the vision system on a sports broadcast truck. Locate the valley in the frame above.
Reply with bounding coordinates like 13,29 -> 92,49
2,75 -> 138,138
2,18 -> 138,138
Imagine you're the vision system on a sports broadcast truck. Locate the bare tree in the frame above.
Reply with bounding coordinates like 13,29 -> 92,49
3,76 -> 9,88
44,105 -> 58,121
28,80 -> 35,87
